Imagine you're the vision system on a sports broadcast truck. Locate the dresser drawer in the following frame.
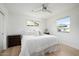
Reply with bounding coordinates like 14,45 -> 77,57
7,35 -> 22,48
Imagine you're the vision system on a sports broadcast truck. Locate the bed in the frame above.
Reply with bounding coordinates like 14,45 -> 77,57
19,35 -> 58,56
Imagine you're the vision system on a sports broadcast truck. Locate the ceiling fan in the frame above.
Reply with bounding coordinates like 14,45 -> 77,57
32,4 -> 52,13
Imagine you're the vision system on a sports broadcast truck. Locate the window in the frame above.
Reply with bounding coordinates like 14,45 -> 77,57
56,16 -> 70,33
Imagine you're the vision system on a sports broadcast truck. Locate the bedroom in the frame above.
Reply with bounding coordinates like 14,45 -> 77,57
0,3 -> 79,56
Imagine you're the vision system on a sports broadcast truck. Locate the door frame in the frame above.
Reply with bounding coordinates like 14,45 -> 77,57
0,6 -> 8,49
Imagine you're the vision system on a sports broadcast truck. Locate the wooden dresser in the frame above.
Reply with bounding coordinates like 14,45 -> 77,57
7,35 -> 22,48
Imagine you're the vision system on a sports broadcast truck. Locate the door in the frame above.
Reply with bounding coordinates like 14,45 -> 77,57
0,11 -> 4,50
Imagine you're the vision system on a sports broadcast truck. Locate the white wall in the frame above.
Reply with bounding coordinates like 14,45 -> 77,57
7,13 -> 47,35
7,13 -> 26,35
47,7 -> 79,49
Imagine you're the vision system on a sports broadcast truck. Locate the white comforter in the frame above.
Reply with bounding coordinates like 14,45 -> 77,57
19,35 -> 58,56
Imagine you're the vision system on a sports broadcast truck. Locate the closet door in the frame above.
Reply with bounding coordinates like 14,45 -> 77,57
0,11 -> 4,50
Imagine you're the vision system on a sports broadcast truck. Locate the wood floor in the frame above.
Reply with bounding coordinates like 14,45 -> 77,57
0,44 -> 79,56
45,44 -> 79,56
0,46 -> 21,56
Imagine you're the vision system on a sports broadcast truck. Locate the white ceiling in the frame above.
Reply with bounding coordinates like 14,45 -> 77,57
3,3 -> 79,19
